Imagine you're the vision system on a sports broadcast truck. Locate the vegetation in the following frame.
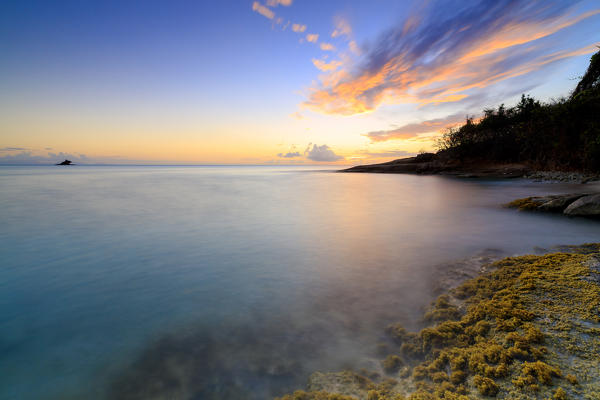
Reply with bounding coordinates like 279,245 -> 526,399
276,244 -> 600,399
437,48 -> 600,171
505,197 -> 544,211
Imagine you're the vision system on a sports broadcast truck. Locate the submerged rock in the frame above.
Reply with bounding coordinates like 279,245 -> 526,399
564,193 -> 600,216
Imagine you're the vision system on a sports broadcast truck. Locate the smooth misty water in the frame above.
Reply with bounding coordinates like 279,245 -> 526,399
1,165 -> 599,400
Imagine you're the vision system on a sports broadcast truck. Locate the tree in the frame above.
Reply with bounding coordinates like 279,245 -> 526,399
572,47 -> 600,98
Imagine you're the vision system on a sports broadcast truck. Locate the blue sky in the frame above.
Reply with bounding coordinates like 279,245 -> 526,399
1,0 -> 599,164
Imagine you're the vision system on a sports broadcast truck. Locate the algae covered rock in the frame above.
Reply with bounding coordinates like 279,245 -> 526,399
506,196 -> 552,211
277,244 -> 600,400
506,193 -> 600,217
563,193 -> 600,216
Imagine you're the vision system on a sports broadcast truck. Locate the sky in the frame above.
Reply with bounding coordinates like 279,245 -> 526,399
1,0 -> 599,165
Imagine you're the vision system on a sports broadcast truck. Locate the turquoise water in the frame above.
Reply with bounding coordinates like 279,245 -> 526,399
1,165 -> 598,399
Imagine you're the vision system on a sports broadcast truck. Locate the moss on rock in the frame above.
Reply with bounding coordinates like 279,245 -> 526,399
276,244 -> 600,399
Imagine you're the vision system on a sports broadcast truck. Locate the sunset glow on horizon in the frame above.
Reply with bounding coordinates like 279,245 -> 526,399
1,0 -> 599,165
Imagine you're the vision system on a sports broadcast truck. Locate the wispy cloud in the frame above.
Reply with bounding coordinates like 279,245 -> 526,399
348,40 -> 360,55
292,23 -> 306,33
306,33 -> 319,43
365,112 -> 467,142
0,147 -> 28,151
331,17 -> 352,38
252,1 -> 275,20
277,151 -> 302,158
312,58 -> 342,72
320,42 -> 335,51
304,143 -> 344,161
357,149 -> 415,158
303,0 -> 600,115
266,0 -> 292,6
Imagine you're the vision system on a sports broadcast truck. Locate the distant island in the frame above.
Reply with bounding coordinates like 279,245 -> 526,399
343,49 -> 600,180
56,159 -> 74,165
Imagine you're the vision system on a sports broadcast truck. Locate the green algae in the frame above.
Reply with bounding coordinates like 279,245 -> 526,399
506,197 -> 543,211
276,244 -> 600,399
383,356 -> 404,373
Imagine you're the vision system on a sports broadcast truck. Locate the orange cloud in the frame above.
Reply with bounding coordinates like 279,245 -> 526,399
331,17 -> 352,38
320,42 -> 335,51
365,112 -> 467,142
306,34 -> 319,43
459,9 -> 600,62
302,1 -> 600,115
252,2 -> 274,19
348,40 -> 360,55
267,0 -> 292,6
312,58 -> 343,72
292,23 -> 306,33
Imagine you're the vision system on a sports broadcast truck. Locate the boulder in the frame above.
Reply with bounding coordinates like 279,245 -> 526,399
538,194 -> 589,212
564,194 -> 600,216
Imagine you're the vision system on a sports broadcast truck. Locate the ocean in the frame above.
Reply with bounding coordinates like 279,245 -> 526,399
1,165 -> 598,399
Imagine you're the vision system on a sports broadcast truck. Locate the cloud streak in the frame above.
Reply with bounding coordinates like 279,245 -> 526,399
266,0 -> 292,6
303,0 -> 600,115
366,112 -> 468,142
357,149 -> 415,158
0,147 -> 28,151
278,151 -> 301,158
252,2 -> 275,19
312,58 -> 342,72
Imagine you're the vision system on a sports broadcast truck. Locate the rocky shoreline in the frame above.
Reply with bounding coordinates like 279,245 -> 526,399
340,154 -> 600,183
507,193 -> 600,217
276,244 -> 600,400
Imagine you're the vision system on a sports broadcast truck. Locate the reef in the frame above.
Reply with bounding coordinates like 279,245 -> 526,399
276,244 -> 600,399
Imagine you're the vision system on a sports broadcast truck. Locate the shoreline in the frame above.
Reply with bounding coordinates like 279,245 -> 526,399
277,243 -> 600,399
340,155 -> 600,183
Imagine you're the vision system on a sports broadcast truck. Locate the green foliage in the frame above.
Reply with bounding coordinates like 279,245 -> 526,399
572,47 -> 600,98
437,49 -> 600,171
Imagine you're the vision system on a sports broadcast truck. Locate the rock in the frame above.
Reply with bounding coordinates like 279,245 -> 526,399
506,196 -> 559,210
564,194 -> 600,216
538,194 -> 589,212
56,159 -> 73,165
